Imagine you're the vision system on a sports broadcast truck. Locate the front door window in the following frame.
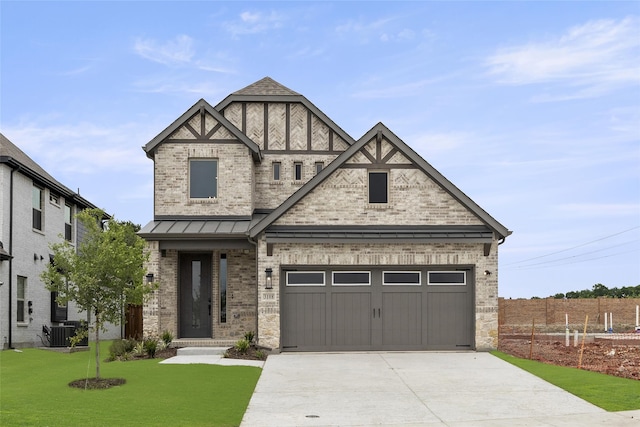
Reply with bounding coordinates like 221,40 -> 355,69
180,254 -> 212,338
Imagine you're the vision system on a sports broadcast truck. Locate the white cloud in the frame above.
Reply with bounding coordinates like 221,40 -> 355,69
2,121 -> 152,176
223,10 -> 285,36
485,16 -> 640,98
133,34 -> 195,66
351,77 -> 447,99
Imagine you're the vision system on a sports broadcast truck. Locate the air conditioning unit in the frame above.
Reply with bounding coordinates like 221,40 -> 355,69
49,326 -> 73,347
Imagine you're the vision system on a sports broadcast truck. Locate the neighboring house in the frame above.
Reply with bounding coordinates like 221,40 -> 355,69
140,77 -> 511,351
0,133 -> 120,348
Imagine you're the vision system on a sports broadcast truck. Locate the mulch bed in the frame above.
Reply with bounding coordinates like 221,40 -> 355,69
69,378 -> 126,390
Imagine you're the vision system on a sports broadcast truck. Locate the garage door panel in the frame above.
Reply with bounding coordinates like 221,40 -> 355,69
382,292 -> 421,346
282,292 -> 326,349
331,292 -> 371,347
282,266 -> 474,351
426,291 -> 472,348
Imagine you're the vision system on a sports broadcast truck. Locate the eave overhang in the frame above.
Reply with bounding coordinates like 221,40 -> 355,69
265,225 -> 495,244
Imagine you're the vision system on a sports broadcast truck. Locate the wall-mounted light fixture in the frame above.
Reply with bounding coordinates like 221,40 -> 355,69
265,268 -> 273,289
146,273 -> 154,283
484,270 -> 492,276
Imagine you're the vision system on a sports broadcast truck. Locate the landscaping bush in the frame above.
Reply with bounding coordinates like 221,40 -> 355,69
243,331 -> 255,343
161,330 -> 174,346
234,339 -> 250,354
109,339 -> 136,360
144,338 -> 158,358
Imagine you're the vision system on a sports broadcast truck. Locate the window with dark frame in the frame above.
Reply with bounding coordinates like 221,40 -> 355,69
220,254 -> 227,323
368,171 -> 388,204
315,162 -> 324,175
64,203 -> 73,241
293,162 -> 303,181
189,159 -> 218,199
17,276 -> 26,323
272,162 -> 281,181
32,185 -> 43,230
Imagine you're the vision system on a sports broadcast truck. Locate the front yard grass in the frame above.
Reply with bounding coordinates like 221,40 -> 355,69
492,351 -> 640,412
0,341 -> 261,426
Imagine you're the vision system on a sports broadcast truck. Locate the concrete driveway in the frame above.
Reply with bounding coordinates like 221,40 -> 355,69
241,352 -> 640,426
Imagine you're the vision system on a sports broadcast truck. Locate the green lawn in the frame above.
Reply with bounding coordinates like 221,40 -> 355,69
0,342 -> 261,426
492,351 -> 640,412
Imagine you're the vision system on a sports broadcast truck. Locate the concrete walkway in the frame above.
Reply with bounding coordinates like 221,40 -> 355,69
159,347 -> 265,368
241,352 -> 640,426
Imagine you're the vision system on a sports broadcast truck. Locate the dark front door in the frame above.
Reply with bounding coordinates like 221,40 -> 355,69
180,253 -> 212,338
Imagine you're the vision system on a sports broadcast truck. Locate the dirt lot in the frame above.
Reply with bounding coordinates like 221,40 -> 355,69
499,335 -> 640,381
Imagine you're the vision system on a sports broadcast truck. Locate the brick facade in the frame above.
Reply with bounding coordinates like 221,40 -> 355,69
141,78 -> 509,351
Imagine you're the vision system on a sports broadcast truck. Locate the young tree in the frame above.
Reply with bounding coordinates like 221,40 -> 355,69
41,209 -> 153,379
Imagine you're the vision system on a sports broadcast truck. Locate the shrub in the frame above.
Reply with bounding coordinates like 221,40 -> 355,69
234,339 -> 250,354
254,350 -> 266,360
161,330 -> 174,346
109,339 -> 136,359
243,331 -> 255,343
133,341 -> 145,356
144,338 -> 158,358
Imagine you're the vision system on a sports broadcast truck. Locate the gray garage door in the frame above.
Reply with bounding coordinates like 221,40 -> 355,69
281,267 -> 474,351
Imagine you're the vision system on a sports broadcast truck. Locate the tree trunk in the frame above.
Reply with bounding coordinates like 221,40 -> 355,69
95,311 -> 101,379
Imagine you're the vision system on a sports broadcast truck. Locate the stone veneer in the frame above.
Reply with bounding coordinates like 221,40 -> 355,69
143,245 -> 257,340
256,238 -> 499,351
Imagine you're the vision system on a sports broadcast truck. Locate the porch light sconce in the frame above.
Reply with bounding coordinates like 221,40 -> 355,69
265,268 -> 273,289
146,273 -> 154,283
484,270 -> 491,276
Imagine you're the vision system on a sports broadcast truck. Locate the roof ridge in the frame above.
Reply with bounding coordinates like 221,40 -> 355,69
232,77 -> 301,96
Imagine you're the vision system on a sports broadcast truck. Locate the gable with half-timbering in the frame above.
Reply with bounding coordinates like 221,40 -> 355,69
274,130 -> 483,227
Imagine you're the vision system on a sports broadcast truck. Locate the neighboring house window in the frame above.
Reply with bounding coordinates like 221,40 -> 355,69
368,171 -> 388,204
64,203 -> 73,242
293,162 -> 303,181
315,162 -> 324,175
49,193 -> 60,205
189,159 -> 218,199
220,254 -> 227,323
272,162 -> 281,181
17,276 -> 26,323
33,185 -> 43,230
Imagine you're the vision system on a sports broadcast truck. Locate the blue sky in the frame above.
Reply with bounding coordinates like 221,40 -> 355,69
1,1 -> 638,298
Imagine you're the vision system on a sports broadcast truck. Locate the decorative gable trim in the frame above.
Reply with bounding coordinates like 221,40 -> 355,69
249,122 -> 511,240
143,99 -> 262,163
215,79 -> 355,149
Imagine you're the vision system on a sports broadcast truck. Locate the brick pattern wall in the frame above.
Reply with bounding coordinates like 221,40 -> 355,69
143,247 -> 257,340
275,138 -> 483,227
154,143 -> 254,217
499,297 -> 640,329
257,238 -> 499,350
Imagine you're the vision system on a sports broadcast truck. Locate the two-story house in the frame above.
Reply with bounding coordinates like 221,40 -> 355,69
0,133 -> 119,348
139,77 -> 511,351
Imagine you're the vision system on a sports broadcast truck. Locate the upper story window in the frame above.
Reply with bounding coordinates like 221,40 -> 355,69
293,162 -> 303,181
315,162 -> 324,175
64,203 -> 73,242
32,185 -> 43,230
189,159 -> 218,199
49,193 -> 60,206
272,162 -> 281,181
368,171 -> 388,204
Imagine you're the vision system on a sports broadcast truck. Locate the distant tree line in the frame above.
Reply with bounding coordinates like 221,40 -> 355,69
547,283 -> 640,299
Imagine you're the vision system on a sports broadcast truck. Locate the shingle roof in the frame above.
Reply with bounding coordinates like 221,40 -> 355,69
232,77 -> 300,96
